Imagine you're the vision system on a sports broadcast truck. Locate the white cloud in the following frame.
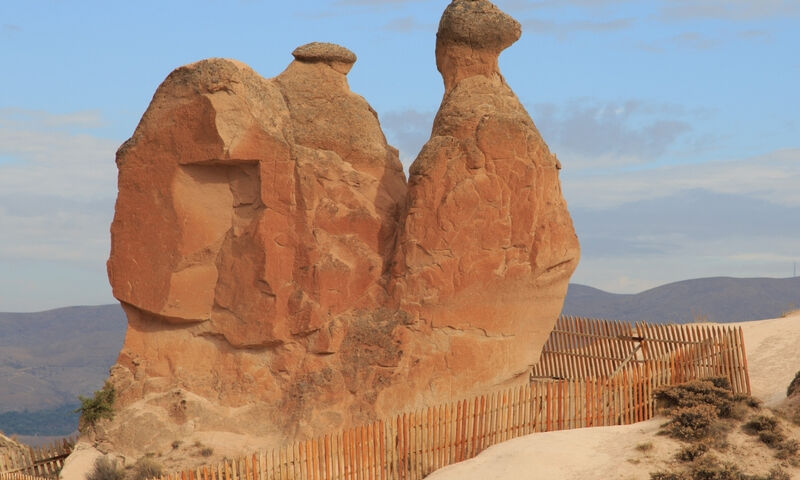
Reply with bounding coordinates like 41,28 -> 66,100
0,109 -> 117,264
671,31 -> 717,49
0,112 -> 118,201
335,0 -> 426,6
737,29 -> 772,42
522,17 -> 633,37
382,16 -> 434,32
0,109 -> 118,310
571,229 -> 799,294
563,152 -> 800,293
506,0 -> 634,10
532,99 -> 693,170
659,0 -> 800,21
562,148 -> 800,209
639,31 -> 720,52
572,247 -> 799,294
0,199 -> 111,263
0,108 -> 106,130
380,109 -> 434,167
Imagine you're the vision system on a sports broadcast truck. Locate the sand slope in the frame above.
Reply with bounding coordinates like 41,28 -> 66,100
428,311 -> 800,480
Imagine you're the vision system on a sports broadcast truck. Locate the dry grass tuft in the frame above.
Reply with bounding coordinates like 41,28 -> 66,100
86,456 -> 124,480
130,456 -> 163,480
636,441 -> 655,452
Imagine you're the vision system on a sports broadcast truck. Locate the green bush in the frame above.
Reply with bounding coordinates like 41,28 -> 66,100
76,382 -> 115,429
87,456 -> 124,480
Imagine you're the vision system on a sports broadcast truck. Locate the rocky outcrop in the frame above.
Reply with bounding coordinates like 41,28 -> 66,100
384,0 -> 579,408
94,0 -> 578,468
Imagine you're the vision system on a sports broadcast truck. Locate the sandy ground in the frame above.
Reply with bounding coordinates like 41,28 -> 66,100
735,313 -> 800,406
428,311 -> 800,480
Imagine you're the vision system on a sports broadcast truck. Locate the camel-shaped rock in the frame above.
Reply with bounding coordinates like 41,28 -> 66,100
94,0 -> 579,468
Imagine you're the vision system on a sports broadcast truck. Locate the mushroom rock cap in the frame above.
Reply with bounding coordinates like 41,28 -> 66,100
437,0 -> 521,52
292,42 -> 357,74
435,0 -> 521,91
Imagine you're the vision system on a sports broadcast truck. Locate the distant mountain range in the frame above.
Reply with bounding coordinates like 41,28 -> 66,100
0,276 -> 798,436
0,305 -> 125,419
563,276 -> 800,324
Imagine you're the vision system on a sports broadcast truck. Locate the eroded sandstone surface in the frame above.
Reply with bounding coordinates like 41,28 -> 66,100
91,0 -> 579,467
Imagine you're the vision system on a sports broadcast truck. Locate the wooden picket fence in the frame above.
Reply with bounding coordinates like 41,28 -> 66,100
532,316 -> 751,395
147,316 -> 751,480
0,474 -> 51,480
0,437 -> 74,479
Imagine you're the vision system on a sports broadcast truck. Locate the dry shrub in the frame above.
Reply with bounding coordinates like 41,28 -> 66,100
689,456 -> 743,480
655,378 -> 750,441
652,461 -> 790,480
651,379 -> 796,480
743,414 -> 799,463
87,456 -> 124,480
744,415 -> 780,435
744,415 -> 785,447
655,378 -> 737,418
787,371 -> 800,398
636,441 -> 654,452
774,438 -> 798,460
763,467 -> 791,480
676,443 -> 708,462
130,456 -> 162,480
758,431 -> 784,448
746,397 -> 762,409
650,472 -> 687,480
667,404 -> 719,440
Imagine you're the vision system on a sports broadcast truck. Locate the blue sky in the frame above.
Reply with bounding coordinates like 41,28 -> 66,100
0,0 -> 798,311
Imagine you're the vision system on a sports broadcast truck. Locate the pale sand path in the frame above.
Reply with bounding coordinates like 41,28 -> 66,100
734,312 -> 800,406
428,311 -> 800,480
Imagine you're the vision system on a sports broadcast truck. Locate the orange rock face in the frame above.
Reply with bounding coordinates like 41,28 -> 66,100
99,0 -> 578,463
386,0 -> 580,405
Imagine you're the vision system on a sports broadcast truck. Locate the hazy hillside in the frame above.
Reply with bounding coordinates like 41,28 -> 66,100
0,304 -> 126,416
562,276 -> 800,324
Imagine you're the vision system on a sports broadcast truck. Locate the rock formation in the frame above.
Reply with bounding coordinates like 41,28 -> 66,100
385,0 -> 579,409
90,0 -> 579,468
